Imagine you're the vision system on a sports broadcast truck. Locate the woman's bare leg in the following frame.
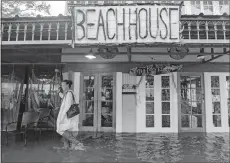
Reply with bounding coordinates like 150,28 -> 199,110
62,131 -> 82,145
63,137 -> 71,149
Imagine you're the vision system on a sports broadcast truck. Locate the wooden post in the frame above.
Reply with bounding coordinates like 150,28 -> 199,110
64,22 -> 68,40
48,23 -> 52,40
7,23 -> 12,41
16,66 -> 29,131
40,23 -> 44,41
196,21 -> 200,40
188,22 -> 191,40
56,22 -> 60,40
23,23 -> 28,41
205,21 -> 209,40
16,23 -> 20,41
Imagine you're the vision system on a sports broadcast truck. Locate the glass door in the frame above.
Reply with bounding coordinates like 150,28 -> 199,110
179,73 -> 205,132
98,73 -> 115,132
80,74 -> 97,132
80,73 -> 115,132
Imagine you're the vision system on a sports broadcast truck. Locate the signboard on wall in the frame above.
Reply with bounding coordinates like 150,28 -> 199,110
129,64 -> 182,76
74,4 -> 180,45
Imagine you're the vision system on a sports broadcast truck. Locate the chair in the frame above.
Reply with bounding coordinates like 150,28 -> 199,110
34,108 -> 56,139
5,111 -> 40,146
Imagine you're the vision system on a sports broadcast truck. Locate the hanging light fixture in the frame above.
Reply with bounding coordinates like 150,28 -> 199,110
85,48 -> 96,59
197,55 -> 205,59
197,48 -> 205,59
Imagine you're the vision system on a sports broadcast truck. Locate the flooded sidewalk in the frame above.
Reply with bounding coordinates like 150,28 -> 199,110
1,132 -> 229,163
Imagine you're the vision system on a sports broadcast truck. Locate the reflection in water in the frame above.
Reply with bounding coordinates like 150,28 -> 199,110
2,132 -> 229,162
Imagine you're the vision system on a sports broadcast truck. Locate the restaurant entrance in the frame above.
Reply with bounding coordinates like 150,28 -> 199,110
178,73 -> 205,132
79,73 -> 116,132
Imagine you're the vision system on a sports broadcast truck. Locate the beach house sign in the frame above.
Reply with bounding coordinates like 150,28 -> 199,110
73,4 -> 180,45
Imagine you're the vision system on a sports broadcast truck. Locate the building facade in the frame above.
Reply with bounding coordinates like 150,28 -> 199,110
1,1 -> 230,133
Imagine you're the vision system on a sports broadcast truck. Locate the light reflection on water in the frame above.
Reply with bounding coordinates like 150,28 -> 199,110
2,132 -> 230,162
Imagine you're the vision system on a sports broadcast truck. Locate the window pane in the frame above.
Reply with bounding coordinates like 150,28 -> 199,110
146,89 -> 154,101
212,102 -> 221,114
82,114 -> 94,126
84,101 -> 94,113
219,1 -> 230,14
211,76 -> 220,88
162,89 -> 170,101
146,115 -> 154,127
101,101 -> 113,114
162,102 -> 170,114
85,88 -> 94,100
190,89 -> 202,101
191,115 -> 202,128
101,88 -> 113,100
191,0 -> 201,13
146,76 -> 154,88
180,76 -> 190,89
101,115 -> 112,127
146,102 -> 154,114
190,76 -> 201,88
213,115 -> 221,127
212,89 -> 221,102
162,115 -> 170,127
101,76 -> 113,88
181,101 -> 191,114
181,89 -> 189,101
181,115 -> 190,127
161,76 -> 170,88
192,102 -> 202,114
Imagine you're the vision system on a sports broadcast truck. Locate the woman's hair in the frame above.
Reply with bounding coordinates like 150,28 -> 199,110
62,80 -> 73,88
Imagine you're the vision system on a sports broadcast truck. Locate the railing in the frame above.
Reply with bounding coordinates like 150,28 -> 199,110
1,15 -> 229,46
181,16 -> 230,44
1,16 -> 72,45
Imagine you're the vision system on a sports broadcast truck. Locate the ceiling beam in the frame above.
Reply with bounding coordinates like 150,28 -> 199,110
2,43 -> 230,49
1,62 -> 66,65
2,52 -> 230,56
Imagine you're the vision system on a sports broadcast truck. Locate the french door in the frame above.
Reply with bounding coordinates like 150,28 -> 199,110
178,72 -> 205,132
79,73 -> 116,132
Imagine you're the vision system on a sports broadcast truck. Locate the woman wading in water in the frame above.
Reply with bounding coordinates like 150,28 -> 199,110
55,80 -> 84,150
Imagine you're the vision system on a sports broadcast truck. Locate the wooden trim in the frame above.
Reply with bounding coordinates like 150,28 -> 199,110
116,72 -> 123,133
182,40 -> 230,44
113,72 -> 116,133
2,40 -> 71,45
2,39 -> 229,46
3,52 -> 230,56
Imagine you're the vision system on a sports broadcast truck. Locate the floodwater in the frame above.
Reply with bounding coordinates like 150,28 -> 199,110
2,132 -> 230,163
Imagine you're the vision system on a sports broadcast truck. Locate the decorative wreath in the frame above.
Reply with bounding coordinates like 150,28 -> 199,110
168,47 -> 189,60
98,47 -> 118,59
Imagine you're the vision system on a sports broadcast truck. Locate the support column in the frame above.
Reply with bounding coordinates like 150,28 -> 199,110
136,76 -> 145,133
73,72 -> 81,123
116,72 -> 122,133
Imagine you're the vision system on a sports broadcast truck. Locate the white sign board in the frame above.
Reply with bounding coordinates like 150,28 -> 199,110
74,4 -> 180,45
